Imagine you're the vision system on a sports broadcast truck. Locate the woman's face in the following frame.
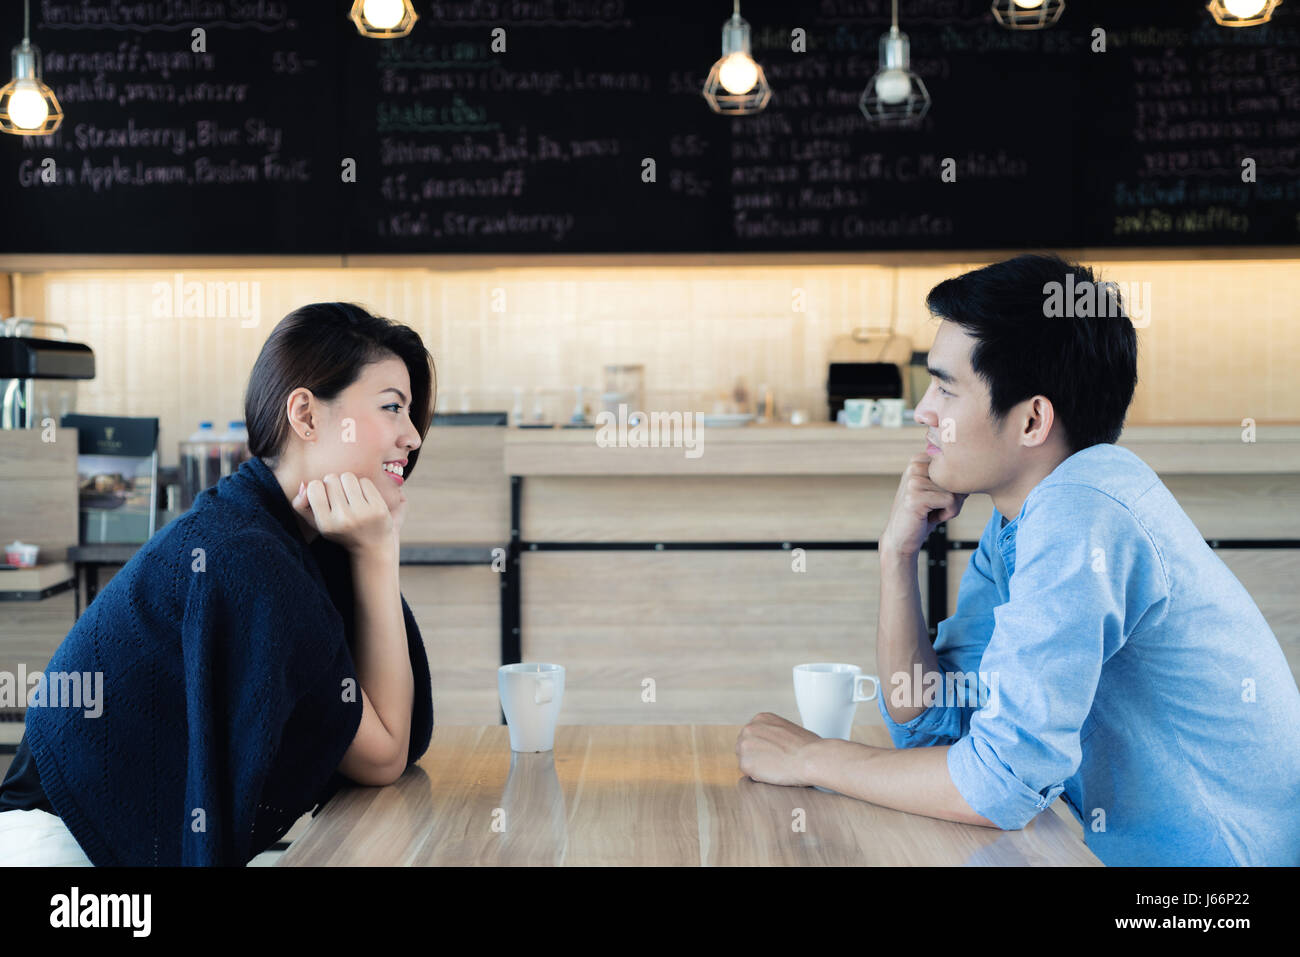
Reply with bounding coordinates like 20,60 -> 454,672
298,356 -> 423,515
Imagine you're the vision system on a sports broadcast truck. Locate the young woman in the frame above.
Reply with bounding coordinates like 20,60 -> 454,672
0,302 -> 436,866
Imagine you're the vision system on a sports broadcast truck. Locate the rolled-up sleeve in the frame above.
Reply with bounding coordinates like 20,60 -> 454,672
945,484 -> 1169,830
879,513 -> 1004,749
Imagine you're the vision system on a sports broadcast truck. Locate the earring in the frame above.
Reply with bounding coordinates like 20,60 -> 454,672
305,430 -> 311,437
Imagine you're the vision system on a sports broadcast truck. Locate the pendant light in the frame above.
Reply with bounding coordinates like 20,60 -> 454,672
703,1 -> 771,115
350,0 -> 418,39
0,0 -> 63,136
1207,0 -> 1281,27
859,0 -> 930,129
991,0 -> 1066,30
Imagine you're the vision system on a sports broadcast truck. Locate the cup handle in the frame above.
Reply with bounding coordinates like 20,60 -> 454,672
853,674 -> 879,702
534,676 -> 554,705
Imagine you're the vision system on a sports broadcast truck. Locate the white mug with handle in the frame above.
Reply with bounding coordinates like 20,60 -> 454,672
793,663 -> 880,741
499,663 -> 565,752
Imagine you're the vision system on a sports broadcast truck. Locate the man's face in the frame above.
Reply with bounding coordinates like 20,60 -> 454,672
913,320 -> 1021,498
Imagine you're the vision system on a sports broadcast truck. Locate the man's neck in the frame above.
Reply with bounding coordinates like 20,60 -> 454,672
991,450 -> 1072,525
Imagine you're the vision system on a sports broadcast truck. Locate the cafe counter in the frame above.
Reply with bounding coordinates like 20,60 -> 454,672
497,422 -> 1299,725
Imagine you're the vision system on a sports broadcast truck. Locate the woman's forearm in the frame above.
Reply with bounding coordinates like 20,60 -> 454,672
349,544 -> 414,766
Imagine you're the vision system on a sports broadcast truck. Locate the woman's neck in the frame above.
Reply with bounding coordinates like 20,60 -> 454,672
268,458 -> 320,544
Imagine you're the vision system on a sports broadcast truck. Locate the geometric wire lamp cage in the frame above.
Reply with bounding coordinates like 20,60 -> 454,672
1206,0 -> 1282,27
991,0 -> 1066,30
349,0 -> 418,39
703,1 -> 772,115
859,0 -> 931,129
0,0 -> 63,136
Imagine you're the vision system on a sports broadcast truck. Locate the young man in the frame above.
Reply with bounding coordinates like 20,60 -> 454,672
736,254 -> 1300,866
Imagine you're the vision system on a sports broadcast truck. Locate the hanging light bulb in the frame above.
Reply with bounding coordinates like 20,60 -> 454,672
361,0 -> 405,29
7,78 -> 48,129
1224,0 -> 1268,16
703,1 -> 771,115
874,68 -> 912,105
1207,0 -> 1280,26
718,51 -> 759,95
349,0 -> 418,38
0,1 -> 63,136
992,0 -> 1066,30
860,1 -> 930,128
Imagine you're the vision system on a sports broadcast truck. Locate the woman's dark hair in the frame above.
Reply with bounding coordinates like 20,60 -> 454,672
925,254 -> 1137,455
244,302 -> 436,480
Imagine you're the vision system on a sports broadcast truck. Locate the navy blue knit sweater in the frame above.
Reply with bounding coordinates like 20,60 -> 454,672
23,455 -> 434,866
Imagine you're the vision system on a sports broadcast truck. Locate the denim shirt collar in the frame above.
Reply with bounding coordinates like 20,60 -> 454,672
994,451 -> 1082,574
996,510 -> 1019,575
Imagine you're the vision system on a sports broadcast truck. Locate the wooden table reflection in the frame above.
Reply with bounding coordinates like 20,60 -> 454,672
277,725 -> 1102,866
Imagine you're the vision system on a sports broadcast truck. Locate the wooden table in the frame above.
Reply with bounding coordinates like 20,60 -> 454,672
278,725 -> 1103,866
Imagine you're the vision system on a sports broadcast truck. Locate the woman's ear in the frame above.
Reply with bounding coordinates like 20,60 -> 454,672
285,387 -> 318,440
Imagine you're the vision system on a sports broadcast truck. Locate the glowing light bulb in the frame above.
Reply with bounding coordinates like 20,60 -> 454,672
1222,0 -> 1268,17
1013,0 -> 1046,8
361,0 -> 405,30
8,83 -> 49,130
874,69 -> 913,105
718,53 -> 759,95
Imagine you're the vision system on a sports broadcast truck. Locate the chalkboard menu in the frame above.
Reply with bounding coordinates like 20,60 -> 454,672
2,0 -> 1297,253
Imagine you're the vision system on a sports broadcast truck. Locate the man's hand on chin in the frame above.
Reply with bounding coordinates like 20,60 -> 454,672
736,712 -> 824,787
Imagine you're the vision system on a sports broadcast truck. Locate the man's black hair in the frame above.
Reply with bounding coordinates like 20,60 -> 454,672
925,254 -> 1138,454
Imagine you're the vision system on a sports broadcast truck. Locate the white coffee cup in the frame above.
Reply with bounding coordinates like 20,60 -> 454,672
878,398 -> 905,428
498,663 -> 565,752
793,663 -> 879,740
842,398 -> 879,428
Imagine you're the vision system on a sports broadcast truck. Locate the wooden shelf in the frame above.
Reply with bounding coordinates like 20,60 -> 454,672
0,562 -> 75,601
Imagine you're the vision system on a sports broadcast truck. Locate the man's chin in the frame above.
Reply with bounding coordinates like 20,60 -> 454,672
928,461 -> 970,496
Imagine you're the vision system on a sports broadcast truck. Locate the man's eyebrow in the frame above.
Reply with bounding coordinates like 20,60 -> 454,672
926,365 -> 957,385
380,388 -> 409,404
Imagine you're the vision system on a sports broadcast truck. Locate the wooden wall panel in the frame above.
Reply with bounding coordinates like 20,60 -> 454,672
401,426 -> 508,545
0,591 -> 77,680
0,428 -> 80,561
402,565 -> 501,726
523,476 -> 896,542
521,550 -> 925,725
1217,551 -> 1300,684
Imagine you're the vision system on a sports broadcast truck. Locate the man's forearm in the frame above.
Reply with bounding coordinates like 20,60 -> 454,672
801,737 -> 998,828
877,548 -> 942,725
350,545 -> 414,765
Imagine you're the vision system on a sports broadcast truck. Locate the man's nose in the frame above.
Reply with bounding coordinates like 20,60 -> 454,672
914,396 -> 937,427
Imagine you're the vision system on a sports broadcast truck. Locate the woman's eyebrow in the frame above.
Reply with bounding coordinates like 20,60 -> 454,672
380,387 -> 409,403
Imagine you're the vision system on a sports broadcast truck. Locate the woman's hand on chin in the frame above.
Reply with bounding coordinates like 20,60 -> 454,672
292,472 -> 395,557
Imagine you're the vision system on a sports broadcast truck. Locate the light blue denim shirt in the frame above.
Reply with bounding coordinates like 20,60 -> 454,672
877,442 -> 1300,866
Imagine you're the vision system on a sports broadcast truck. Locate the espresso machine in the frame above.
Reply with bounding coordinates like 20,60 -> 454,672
825,324 -> 914,422
0,318 -> 96,430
